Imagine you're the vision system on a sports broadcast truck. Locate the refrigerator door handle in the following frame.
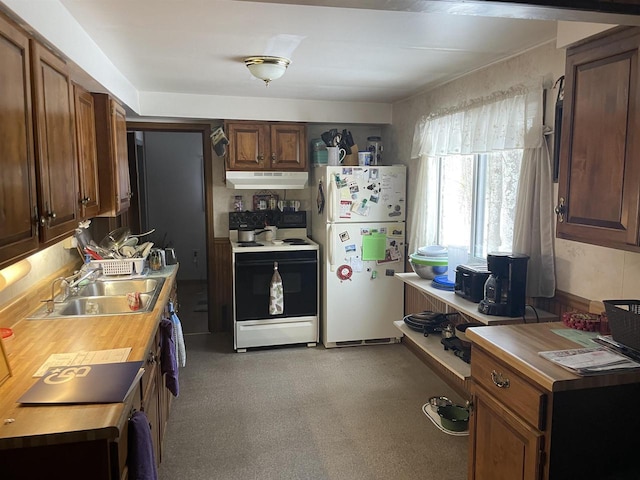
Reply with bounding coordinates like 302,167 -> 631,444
328,224 -> 336,272
327,174 -> 335,223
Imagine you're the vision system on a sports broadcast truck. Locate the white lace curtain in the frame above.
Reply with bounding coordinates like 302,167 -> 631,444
410,86 -> 555,297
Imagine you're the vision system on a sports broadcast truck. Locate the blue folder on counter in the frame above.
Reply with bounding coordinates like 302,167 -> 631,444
18,361 -> 144,404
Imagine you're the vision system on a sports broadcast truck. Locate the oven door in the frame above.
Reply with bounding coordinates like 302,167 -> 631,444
234,250 -> 318,321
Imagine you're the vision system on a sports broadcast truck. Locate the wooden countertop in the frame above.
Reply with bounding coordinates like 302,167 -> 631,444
0,266 -> 178,449
466,322 -> 640,392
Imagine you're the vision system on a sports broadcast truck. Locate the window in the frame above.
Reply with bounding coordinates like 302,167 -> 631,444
434,150 -> 522,261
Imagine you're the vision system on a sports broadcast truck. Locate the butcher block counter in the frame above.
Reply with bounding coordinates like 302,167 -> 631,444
0,265 -> 178,480
466,322 -> 640,480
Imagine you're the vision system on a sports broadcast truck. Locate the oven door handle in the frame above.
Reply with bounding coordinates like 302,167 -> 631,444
236,258 -> 317,267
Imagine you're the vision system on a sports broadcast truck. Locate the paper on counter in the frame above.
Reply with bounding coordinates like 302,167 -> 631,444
551,328 -> 598,347
33,347 -> 132,377
539,347 -> 640,375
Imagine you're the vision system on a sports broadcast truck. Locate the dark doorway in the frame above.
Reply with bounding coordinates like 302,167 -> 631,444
127,122 -> 217,333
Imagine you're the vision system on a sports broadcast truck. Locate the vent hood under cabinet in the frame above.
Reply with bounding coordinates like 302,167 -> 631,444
226,171 -> 308,189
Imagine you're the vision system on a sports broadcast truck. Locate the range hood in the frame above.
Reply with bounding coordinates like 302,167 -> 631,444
226,171 -> 309,190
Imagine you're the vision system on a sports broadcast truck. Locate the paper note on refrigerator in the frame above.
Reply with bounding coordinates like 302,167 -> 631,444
362,233 -> 387,260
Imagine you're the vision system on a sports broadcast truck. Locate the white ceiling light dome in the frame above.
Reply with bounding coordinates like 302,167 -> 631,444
244,56 -> 291,85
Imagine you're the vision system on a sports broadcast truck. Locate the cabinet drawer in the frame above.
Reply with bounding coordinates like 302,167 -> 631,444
472,347 -> 546,430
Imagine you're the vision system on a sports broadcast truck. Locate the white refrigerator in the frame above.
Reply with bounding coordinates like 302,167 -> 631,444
310,165 -> 406,347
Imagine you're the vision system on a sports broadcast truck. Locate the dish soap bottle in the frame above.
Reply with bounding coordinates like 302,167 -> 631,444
269,261 -> 284,315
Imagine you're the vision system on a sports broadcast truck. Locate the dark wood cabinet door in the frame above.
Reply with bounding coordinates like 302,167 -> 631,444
470,385 -> 543,480
226,121 -> 269,170
557,27 -> 640,251
112,100 -> 131,213
73,84 -> 100,219
0,14 -> 38,267
93,93 -> 130,217
271,123 -> 307,170
31,40 -> 78,244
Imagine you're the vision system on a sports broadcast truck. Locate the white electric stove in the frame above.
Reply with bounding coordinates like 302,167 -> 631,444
229,211 -> 319,352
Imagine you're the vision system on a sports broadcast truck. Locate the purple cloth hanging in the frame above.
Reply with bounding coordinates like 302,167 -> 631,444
128,410 -> 158,480
160,318 -> 179,396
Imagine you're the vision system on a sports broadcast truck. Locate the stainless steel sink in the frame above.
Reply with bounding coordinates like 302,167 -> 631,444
58,294 -> 154,316
27,276 -> 166,319
77,278 -> 162,297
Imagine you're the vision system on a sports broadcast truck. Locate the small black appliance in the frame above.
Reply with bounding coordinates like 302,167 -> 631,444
454,264 -> 490,303
478,253 -> 529,317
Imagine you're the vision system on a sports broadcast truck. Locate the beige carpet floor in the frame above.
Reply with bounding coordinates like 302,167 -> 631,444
158,333 -> 468,480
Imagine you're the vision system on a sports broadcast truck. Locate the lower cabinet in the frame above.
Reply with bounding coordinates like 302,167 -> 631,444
469,347 -> 545,480
469,345 -> 640,480
470,384 -> 543,480
136,322 -> 172,474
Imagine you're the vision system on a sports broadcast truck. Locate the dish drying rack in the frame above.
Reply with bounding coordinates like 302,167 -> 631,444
89,255 -> 148,276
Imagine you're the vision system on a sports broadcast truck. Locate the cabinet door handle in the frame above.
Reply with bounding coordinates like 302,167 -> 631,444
257,154 -> 264,163
491,370 -> 510,388
271,152 -> 277,163
147,350 -> 157,364
40,204 -> 56,226
555,197 -> 566,223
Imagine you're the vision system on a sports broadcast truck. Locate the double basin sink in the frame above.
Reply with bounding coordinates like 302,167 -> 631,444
28,277 -> 165,319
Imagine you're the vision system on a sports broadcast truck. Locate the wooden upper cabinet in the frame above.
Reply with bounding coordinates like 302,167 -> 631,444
113,101 -> 131,213
271,123 -> 306,170
31,40 -> 79,244
225,121 -> 307,171
73,84 -> 100,219
0,13 -> 38,267
226,121 -> 269,170
557,27 -> 640,251
93,93 -> 131,216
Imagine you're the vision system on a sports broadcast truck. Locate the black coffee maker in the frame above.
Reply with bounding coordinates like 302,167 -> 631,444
478,253 -> 529,317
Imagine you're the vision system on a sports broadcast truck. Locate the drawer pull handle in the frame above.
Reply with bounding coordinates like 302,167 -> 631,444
491,370 -> 510,388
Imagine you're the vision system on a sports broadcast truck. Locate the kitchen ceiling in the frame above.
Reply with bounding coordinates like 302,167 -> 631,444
55,0 -> 566,105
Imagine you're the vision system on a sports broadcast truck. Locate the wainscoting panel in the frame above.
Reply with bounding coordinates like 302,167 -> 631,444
212,238 -> 233,332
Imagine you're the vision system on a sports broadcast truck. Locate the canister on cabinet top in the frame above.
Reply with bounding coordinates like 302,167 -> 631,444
367,136 -> 383,165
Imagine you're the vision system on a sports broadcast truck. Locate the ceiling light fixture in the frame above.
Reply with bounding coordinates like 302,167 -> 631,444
244,56 -> 291,86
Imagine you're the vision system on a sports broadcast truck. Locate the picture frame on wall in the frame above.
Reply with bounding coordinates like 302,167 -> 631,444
252,192 -> 278,211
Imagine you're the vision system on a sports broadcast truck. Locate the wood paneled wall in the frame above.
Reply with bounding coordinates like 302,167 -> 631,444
211,238 -> 233,332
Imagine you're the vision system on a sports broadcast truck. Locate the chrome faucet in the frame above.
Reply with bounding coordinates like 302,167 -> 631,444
42,266 -> 102,313
66,265 -> 102,294
44,276 -> 71,313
